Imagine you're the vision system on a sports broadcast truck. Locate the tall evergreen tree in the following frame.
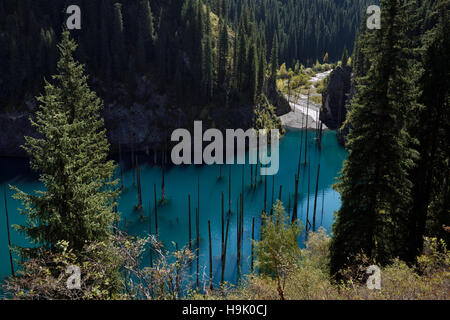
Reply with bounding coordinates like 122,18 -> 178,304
247,41 -> 258,101
202,5 -> 214,100
341,46 -> 349,67
269,32 -> 279,87
112,2 -> 125,77
407,0 -> 450,259
138,0 -> 156,62
13,31 -> 118,254
236,21 -> 247,92
217,17 -> 229,92
257,30 -> 267,94
330,0 -> 419,276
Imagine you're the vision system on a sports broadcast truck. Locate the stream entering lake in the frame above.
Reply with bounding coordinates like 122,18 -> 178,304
0,129 -> 347,287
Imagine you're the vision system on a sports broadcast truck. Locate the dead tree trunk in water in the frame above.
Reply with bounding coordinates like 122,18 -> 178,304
136,158 -> 143,219
221,192 -> 224,265
298,114 -> 304,177
188,195 -> 192,250
251,217 -> 255,274
154,184 -> 158,238
197,176 -> 200,221
305,157 -> 311,238
250,164 -> 253,189
312,163 -> 321,232
237,196 -> 241,267
131,144 -> 136,187
292,176 -> 298,223
321,189 -> 325,226
240,193 -> 244,254
4,185 -> 15,277
319,121 -> 323,148
161,152 -> 165,203
228,167 -> 232,214
241,165 -> 244,217
208,220 -> 213,291
196,208 -> 200,289
148,200 -> 153,267
304,91 -> 310,165
292,108 -> 304,224
221,217 -> 230,284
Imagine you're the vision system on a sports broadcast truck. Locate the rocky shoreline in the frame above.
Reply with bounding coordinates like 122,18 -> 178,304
319,66 -> 353,145
279,67 -> 353,146
280,70 -> 332,131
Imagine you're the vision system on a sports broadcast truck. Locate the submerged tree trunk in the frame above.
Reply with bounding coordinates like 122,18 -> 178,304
3,185 -> 15,277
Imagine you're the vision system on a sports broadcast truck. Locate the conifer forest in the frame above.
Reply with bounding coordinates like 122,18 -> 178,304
0,0 -> 448,304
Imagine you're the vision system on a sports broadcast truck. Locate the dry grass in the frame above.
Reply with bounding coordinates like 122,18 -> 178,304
194,231 -> 450,300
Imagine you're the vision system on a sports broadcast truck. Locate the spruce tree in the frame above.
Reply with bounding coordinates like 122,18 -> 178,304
330,0 -> 419,276
217,17 -> 229,92
202,6 -> 214,100
269,32 -> 279,87
13,31 -> 118,254
341,46 -> 349,67
236,21 -> 247,92
257,30 -> 267,94
247,41 -> 258,101
112,2 -> 125,77
408,0 -> 450,258
138,0 -> 156,62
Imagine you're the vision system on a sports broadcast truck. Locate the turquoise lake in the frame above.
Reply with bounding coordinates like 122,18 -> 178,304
0,129 -> 347,287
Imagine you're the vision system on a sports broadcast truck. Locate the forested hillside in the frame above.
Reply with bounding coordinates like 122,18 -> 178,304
1,0 -> 449,301
216,0 -> 371,66
0,0 -> 369,116
331,0 -> 449,276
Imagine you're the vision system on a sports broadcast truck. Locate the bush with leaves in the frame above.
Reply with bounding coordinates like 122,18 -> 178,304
254,201 -> 302,300
253,94 -> 284,135
4,237 -> 126,300
125,237 -> 195,300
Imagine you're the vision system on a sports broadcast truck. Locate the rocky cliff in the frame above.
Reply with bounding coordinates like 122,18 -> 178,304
0,76 -> 290,158
320,66 -> 353,145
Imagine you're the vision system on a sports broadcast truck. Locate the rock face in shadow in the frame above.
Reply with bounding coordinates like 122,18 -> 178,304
267,83 -> 291,116
0,112 -> 35,157
320,66 -> 353,145
0,77 -> 291,157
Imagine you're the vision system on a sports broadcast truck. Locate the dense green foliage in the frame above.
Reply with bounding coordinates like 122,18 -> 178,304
1,0 -> 448,300
408,0 -> 450,261
0,0 -> 369,113
12,31 -> 118,254
211,0 -> 371,66
331,0 -> 450,276
255,201 -> 302,299
201,230 -> 449,300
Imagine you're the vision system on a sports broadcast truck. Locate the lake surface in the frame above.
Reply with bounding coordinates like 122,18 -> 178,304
0,129 -> 347,287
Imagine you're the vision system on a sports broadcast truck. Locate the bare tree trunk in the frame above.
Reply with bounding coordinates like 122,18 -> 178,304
313,164 -> 321,231
188,195 -> 192,250
221,217 -> 230,284
251,217 -> 255,274
208,220 -> 213,291
4,185 -> 15,277
154,184 -> 158,238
